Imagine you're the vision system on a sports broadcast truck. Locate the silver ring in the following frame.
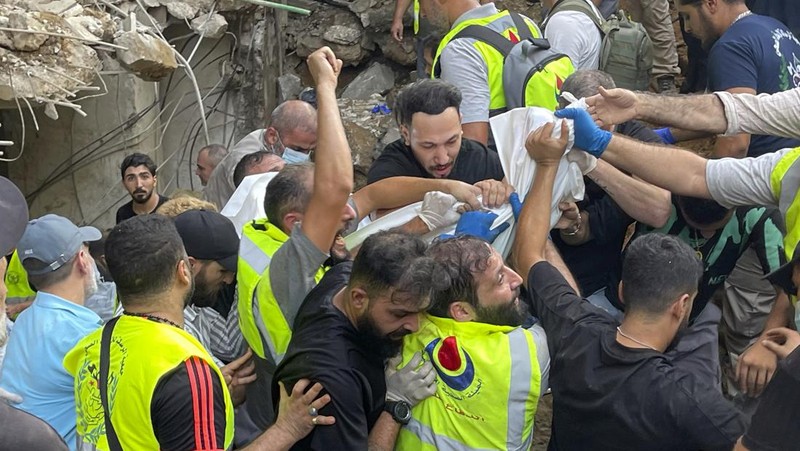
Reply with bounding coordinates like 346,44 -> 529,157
308,406 -> 318,417
311,416 -> 318,425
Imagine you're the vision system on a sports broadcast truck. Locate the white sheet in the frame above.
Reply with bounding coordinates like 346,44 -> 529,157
220,172 -> 277,236
344,106 -> 587,257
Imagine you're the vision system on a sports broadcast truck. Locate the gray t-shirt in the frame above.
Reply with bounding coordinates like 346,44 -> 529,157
204,129 -> 268,209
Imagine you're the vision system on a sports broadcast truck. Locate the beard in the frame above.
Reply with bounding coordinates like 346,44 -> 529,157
190,269 -> 220,308
327,233 -> 352,266
131,188 -> 153,204
355,313 -> 405,361
474,297 -> 529,327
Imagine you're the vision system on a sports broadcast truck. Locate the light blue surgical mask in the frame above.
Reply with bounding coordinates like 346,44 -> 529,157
282,147 -> 311,164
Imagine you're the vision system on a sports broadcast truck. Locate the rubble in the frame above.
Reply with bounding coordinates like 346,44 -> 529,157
190,13 -> 228,39
342,62 -> 395,100
114,30 -> 178,81
277,73 -> 303,103
289,7 -> 371,66
338,96 -> 397,190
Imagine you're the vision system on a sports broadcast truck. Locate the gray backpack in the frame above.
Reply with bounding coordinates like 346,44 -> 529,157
543,0 -> 653,91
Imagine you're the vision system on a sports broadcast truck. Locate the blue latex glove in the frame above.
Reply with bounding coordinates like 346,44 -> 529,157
653,127 -> 676,145
454,211 -> 510,243
509,192 -> 522,221
554,108 -> 612,157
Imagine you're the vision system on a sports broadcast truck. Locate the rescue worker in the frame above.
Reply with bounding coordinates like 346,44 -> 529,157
394,235 -> 550,449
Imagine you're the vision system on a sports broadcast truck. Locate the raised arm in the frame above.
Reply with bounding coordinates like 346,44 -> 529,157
512,121 -> 570,283
555,108 -> 712,200
586,159 -> 671,227
353,177 -> 481,215
301,47 -> 354,253
586,87 -> 728,133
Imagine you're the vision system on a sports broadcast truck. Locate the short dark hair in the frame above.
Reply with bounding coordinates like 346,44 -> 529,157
393,79 -> 462,129
350,231 -> 450,309
263,163 -> 314,229
105,214 -> 187,304
234,151 -> 270,188
675,195 -> 731,226
425,236 -> 492,317
200,144 -> 228,166
120,153 -> 157,179
560,70 -> 616,108
622,233 -> 703,316
26,254 -> 78,291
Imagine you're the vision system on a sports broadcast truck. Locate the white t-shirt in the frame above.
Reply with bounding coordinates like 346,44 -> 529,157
544,9 -> 602,70
716,88 -> 800,139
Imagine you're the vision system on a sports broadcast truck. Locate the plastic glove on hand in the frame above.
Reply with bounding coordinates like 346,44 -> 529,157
418,191 -> 462,231
509,192 -> 523,221
454,211 -> 510,243
385,352 -> 437,407
566,149 -> 597,175
554,108 -> 612,157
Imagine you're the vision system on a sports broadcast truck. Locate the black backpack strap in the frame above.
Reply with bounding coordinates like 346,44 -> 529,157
100,316 -> 123,451
452,24 -> 514,57
509,11 -> 534,41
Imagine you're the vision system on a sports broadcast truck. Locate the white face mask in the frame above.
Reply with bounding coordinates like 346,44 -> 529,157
282,147 -> 311,164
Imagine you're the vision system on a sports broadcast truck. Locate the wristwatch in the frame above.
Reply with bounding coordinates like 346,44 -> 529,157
384,400 -> 412,425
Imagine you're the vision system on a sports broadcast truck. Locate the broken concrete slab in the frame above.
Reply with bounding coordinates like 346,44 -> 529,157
291,7 -> 369,66
165,1 -> 200,20
277,73 -> 303,103
114,31 -> 178,81
7,11 -> 49,52
342,62 -> 395,99
373,32 -> 416,66
191,13 -> 228,39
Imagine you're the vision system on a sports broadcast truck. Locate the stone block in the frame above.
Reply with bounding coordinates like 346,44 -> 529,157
114,31 -> 178,81
277,73 -> 302,103
190,13 -> 228,39
8,11 -> 48,52
341,62 -> 395,99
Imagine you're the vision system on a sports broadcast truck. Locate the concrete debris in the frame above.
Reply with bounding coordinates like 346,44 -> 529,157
44,102 -> 58,120
7,11 -> 49,52
373,33 -> 416,66
348,0 -> 396,30
66,16 -> 104,42
338,96 -> 397,190
342,62 -> 395,100
291,7 -> 369,66
114,31 -> 178,81
190,13 -> 228,39
165,1 -> 200,20
277,73 -> 303,103
32,0 -> 84,17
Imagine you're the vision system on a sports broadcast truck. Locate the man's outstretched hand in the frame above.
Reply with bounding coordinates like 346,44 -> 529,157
553,109 -> 611,157
307,46 -> 343,90
585,86 -> 639,127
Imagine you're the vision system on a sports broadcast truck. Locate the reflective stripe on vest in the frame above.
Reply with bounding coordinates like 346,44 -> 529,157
432,10 -> 543,115
4,250 -> 35,304
770,146 -> 800,323
63,316 -> 234,450
237,219 -> 285,358
395,315 -> 541,450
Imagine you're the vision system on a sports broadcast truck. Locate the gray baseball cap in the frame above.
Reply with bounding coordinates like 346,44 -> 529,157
17,214 -> 102,275
0,176 -> 28,256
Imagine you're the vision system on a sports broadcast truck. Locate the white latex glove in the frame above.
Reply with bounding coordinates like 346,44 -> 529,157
566,149 -> 597,175
0,387 -> 22,405
417,191 -> 462,231
385,352 -> 437,407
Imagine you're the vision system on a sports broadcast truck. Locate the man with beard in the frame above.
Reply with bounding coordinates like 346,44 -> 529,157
115,153 -> 170,224
0,214 -> 103,449
273,231 -> 446,450
677,0 -> 800,158
393,235 -> 550,450
237,47 -> 358,430
514,120 -> 745,450
65,214 -> 337,450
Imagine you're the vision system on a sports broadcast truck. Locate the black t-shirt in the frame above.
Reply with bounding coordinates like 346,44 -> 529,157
743,345 -> 800,450
273,262 -> 386,451
552,120 -> 661,296
115,194 -> 170,224
527,261 -> 745,451
366,138 -> 505,185
151,356 -> 227,450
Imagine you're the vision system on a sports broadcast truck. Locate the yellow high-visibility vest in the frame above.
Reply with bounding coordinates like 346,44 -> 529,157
4,250 -> 35,305
395,314 -> 542,450
432,10 -> 573,114
63,316 -> 234,450
770,146 -> 800,327
237,219 -> 325,361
